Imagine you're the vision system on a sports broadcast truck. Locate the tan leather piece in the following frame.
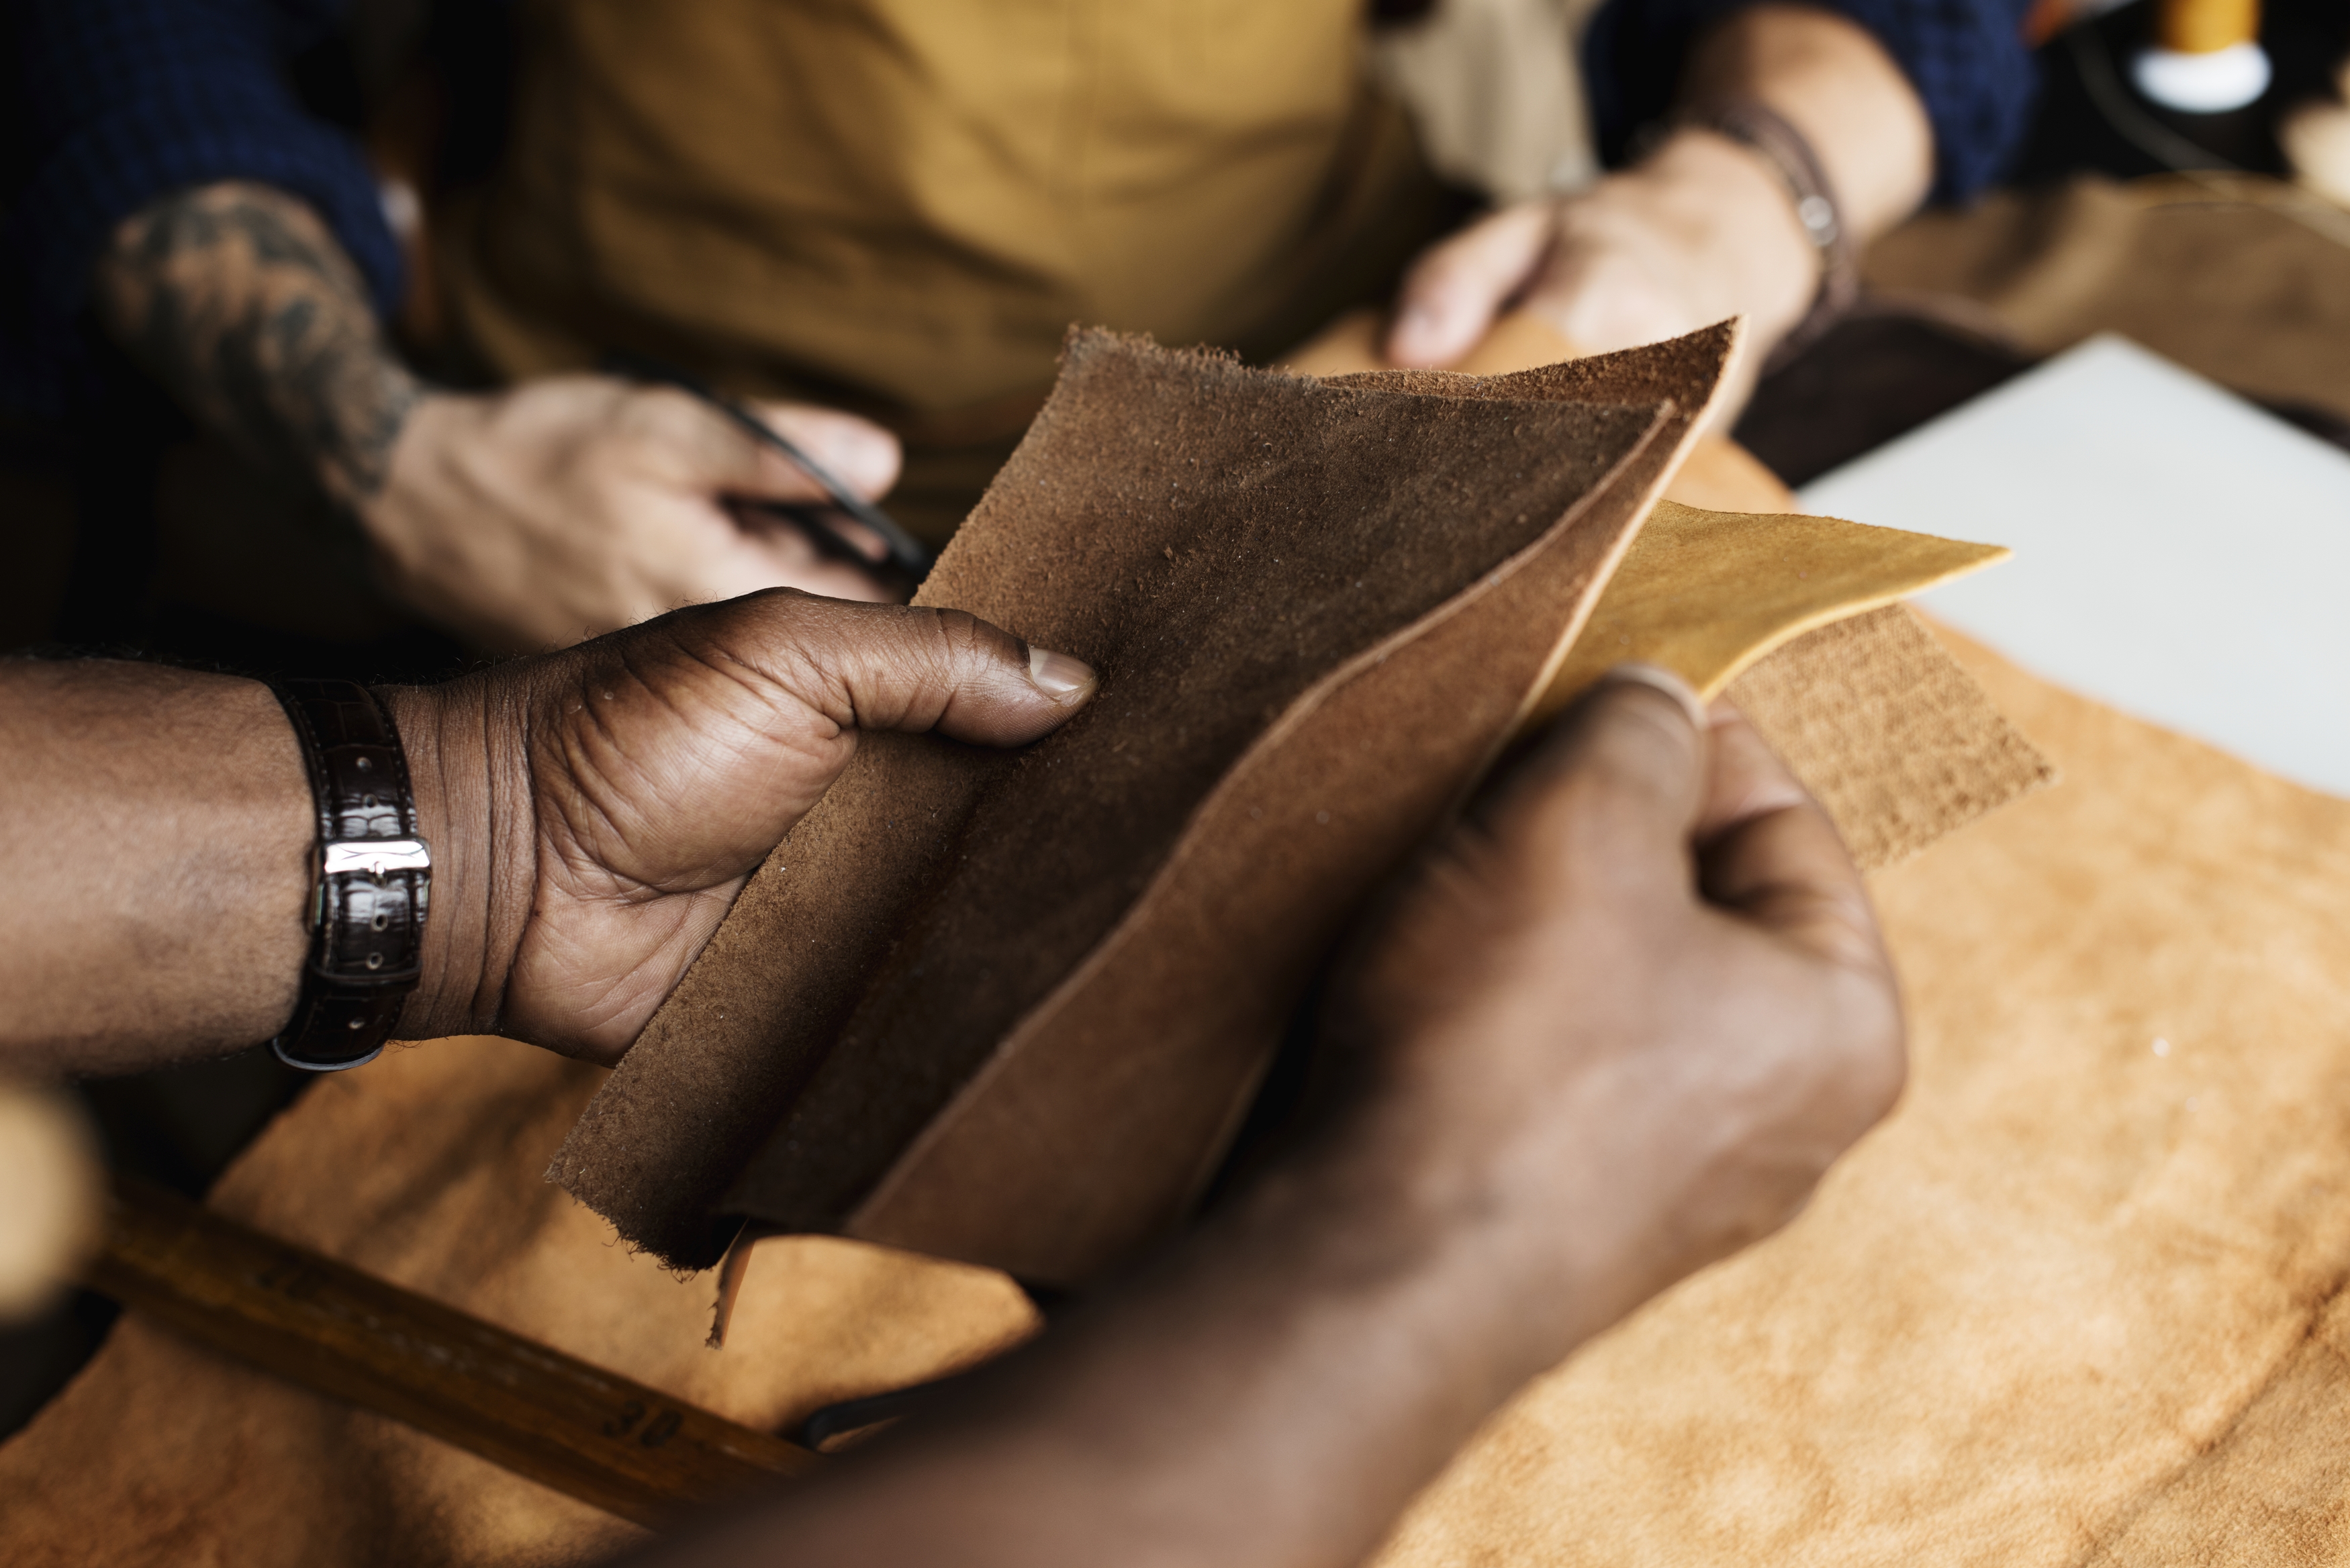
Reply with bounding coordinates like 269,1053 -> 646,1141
0,1036 -> 1037,1568
1365,626 -> 2350,1568
555,324 -> 1729,1277
1539,499 -> 2009,714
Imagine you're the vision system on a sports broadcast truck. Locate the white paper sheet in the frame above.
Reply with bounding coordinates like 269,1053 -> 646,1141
1799,333 -> 2350,798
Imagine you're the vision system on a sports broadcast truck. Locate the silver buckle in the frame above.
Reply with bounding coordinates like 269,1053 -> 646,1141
322,837 -> 432,878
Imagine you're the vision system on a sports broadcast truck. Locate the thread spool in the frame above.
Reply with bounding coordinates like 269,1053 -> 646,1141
2132,0 -> 2271,113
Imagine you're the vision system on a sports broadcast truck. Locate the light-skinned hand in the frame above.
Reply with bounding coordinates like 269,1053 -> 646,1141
1384,131 -> 1818,405
364,377 -> 908,652
1382,3 -> 1933,411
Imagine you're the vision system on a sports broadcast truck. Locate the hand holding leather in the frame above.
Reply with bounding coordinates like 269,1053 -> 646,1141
1317,671 -> 1906,1375
668,675 -> 1910,1568
387,591 -> 1097,1063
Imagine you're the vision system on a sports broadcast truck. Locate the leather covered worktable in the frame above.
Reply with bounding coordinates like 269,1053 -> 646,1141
7,175 -> 2350,1565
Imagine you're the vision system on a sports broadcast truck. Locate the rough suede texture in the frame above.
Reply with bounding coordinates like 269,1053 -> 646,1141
551,325 -> 1730,1278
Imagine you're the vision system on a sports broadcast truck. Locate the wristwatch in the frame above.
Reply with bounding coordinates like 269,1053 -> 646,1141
1666,99 -> 1861,375
267,680 -> 432,1071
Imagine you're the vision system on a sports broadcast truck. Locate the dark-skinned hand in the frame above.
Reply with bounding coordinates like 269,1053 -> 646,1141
386,591 -> 1097,1063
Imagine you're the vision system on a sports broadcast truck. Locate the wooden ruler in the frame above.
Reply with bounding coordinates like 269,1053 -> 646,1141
85,1176 -> 818,1527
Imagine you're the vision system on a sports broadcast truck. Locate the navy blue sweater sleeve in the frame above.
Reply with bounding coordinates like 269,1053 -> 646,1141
1583,0 -> 2042,205
6,0 -> 402,370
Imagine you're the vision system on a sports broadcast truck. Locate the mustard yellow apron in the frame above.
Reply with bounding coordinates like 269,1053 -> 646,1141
441,0 -> 1457,538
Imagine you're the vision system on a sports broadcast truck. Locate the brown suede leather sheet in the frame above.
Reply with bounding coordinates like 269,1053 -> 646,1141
555,322 -> 2059,1285
553,325 -> 1734,1279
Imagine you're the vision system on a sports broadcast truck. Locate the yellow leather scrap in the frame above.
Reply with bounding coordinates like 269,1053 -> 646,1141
1532,500 -> 2009,728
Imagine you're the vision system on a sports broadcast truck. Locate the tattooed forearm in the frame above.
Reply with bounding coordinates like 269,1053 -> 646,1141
91,182 -> 422,507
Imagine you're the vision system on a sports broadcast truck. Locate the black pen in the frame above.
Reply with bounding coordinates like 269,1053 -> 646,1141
603,351 -> 935,581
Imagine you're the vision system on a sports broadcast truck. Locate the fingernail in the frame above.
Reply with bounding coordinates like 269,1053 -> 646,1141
851,425 -> 898,467
1602,661 -> 1707,731
1028,646 -> 1097,700
843,428 -> 900,487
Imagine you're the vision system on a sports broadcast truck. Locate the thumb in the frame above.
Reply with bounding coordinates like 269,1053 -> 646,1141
733,593 -> 1096,748
1387,202 -> 1557,369
1489,665 -> 1712,882
1335,665 -> 1710,1038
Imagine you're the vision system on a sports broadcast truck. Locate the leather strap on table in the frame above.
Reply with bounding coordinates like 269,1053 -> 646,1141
86,1175 -> 818,1524
269,679 -> 430,1071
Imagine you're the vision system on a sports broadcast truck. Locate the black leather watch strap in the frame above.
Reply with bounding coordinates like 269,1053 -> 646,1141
268,680 -> 431,1071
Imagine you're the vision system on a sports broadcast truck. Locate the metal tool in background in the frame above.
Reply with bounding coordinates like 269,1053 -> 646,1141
603,351 -> 935,583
